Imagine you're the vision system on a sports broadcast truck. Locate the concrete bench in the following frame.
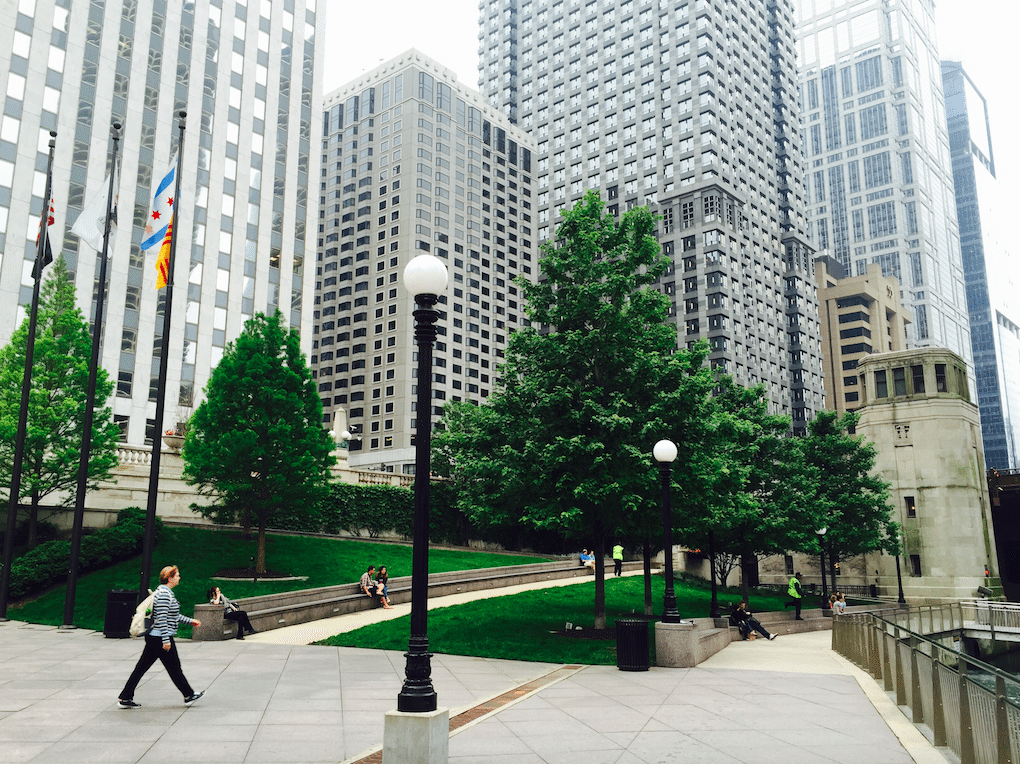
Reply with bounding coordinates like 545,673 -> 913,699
713,609 -> 833,641
192,559 -> 643,641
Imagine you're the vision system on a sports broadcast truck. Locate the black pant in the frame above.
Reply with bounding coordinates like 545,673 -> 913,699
786,597 -> 803,618
120,635 -> 194,700
738,617 -> 772,639
225,609 -> 255,638
614,559 -> 622,576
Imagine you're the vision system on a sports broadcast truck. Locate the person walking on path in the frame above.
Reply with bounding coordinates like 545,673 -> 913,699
785,572 -> 805,620
730,601 -> 777,640
208,586 -> 258,639
118,565 -> 205,708
612,544 -> 624,577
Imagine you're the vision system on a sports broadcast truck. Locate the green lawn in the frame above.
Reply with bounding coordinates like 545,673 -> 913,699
317,574 -> 795,665
8,525 -> 549,633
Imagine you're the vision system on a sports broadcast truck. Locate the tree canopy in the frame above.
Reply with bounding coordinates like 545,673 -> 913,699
435,191 -> 721,627
183,310 -> 335,573
802,410 -> 897,569
0,256 -> 120,547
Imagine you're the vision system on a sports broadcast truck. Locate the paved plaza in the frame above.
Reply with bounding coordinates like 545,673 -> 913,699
0,579 -> 949,764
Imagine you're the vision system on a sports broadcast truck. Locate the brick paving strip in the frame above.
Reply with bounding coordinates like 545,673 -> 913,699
347,664 -> 586,764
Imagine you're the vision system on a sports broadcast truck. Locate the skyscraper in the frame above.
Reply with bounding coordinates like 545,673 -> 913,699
0,0 -> 322,446
316,51 -> 535,472
478,0 -> 825,431
942,61 -> 1020,469
792,0 -> 973,388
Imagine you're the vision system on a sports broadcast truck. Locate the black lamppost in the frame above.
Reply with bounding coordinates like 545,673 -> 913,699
815,527 -> 828,603
397,254 -> 448,713
895,555 -> 906,605
653,440 -> 681,623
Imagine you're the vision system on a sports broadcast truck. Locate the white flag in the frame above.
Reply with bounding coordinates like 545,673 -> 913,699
71,171 -> 119,252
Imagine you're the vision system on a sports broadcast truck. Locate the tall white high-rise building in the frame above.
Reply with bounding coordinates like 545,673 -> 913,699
0,0 -> 323,445
792,0 -> 973,410
478,0 -> 825,432
316,51 -> 536,472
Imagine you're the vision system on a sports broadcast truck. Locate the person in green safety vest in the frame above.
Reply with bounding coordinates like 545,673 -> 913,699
612,544 -> 624,577
784,572 -> 804,620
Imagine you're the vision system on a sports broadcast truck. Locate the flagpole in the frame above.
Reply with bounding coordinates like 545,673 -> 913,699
139,112 -> 186,601
61,123 -> 120,628
0,131 -> 57,621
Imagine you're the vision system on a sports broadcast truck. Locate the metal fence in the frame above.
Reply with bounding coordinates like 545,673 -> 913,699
832,602 -> 1020,764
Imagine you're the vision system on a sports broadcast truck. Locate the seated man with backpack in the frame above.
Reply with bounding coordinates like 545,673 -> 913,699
729,601 -> 777,641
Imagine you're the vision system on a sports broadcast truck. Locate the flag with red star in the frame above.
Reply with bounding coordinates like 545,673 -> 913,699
32,196 -> 55,281
142,155 -> 177,289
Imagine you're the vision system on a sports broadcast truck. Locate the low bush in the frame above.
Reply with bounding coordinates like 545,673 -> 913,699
5,507 -> 161,601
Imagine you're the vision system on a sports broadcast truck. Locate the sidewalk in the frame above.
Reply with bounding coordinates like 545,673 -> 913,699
0,575 -> 949,764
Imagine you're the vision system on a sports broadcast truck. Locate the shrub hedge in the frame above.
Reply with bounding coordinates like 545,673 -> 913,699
5,507 -> 161,600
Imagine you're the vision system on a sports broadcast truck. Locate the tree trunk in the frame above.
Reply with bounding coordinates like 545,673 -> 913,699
593,532 -> 606,630
642,536 -> 653,616
256,521 -> 267,575
28,492 -> 40,549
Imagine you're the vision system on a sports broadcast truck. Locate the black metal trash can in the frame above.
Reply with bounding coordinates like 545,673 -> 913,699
616,618 -> 649,671
104,589 -> 137,638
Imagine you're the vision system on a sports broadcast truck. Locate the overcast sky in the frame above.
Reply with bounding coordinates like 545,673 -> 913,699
324,0 -> 1019,223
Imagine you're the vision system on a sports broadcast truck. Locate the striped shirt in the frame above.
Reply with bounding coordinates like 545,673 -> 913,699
149,584 -> 196,645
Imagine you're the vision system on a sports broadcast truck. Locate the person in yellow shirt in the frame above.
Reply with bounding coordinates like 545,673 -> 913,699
785,572 -> 804,620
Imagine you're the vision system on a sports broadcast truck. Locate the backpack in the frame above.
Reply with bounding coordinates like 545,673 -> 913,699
129,590 -> 155,637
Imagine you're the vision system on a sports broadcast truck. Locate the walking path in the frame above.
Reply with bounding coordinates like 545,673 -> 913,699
0,574 -> 949,763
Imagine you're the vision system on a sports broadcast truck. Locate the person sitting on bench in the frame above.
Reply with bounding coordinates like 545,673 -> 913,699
360,565 -> 382,605
729,601 -> 776,641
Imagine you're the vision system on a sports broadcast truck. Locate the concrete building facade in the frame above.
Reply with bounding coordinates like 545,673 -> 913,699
815,257 -> 909,414
941,61 -> 1020,470
316,50 -> 535,472
793,0 -> 973,381
0,0 -> 322,446
856,347 -> 997,600
477,0 -> 825,431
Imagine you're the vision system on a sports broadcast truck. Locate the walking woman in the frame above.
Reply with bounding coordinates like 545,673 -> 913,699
118,565 -> 205,708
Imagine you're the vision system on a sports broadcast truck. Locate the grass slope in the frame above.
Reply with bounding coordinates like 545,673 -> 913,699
317,575 -> 795,665
9,525 -> 549,633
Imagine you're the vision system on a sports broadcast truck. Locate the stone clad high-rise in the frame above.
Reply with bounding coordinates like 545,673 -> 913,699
316,51 -> 535,472
477,0 -> 825,432
792,0 -> 973,404
0,0 -> 322,446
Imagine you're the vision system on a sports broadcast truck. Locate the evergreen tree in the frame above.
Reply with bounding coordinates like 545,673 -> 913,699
183,311 -> 335,574
0,256 -> 120,547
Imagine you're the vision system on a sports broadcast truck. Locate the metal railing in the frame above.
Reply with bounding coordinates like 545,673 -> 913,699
832,603 -> 1020,764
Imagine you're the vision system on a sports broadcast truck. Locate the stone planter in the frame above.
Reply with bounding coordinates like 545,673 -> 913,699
162,434 -> 184,451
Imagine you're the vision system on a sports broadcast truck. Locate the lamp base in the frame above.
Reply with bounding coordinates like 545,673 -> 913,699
383,707 -> 449,764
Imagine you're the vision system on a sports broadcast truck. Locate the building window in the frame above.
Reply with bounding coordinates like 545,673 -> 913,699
784,555 -> 794,576
904,496 -> 916,519
874,369 -> 888,398
911,365 -> 924,394
935,364 -> 947,393
893,367 -> 906,396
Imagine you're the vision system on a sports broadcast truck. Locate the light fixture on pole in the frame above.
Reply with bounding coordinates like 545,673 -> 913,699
653,439 -> 681,624
815,527 -> 828,603
397,253 -> 447,713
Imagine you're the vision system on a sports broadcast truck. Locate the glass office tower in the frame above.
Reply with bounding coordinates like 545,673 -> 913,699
942,61 -> 1020,469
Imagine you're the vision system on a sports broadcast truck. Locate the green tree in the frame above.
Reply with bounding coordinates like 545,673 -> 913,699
436,191 -> 714,628
183,311 -> 335,574
0,256 -> 120,548
802,410 -> 898,583
684,378 -> 815,603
